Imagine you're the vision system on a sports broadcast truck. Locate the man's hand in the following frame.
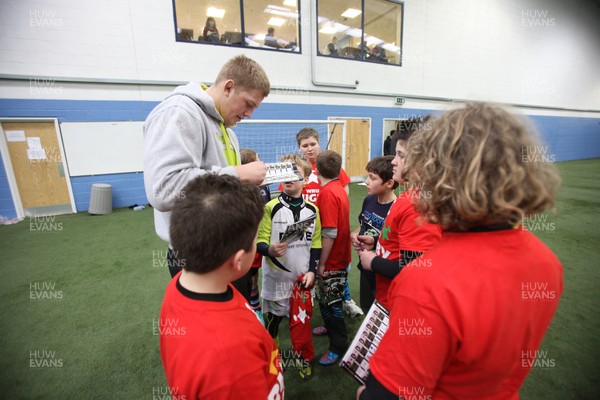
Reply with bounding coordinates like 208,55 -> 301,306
269,242 -> 288,257
358,250 -> 376,271
236,161 -> 267,185
357,235 -> 376,251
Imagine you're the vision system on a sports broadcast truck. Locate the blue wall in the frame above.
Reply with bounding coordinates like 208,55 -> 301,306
1,98 -> 599,217
0,158 -> 16,218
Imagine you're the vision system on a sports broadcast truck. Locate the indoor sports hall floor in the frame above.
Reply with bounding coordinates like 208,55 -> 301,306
0,158 -> 598,399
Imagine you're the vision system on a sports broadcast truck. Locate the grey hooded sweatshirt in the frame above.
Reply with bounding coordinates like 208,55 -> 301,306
143,82 -> 240,244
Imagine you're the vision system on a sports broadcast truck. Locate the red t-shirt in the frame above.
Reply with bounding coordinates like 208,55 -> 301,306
302,161 -> 350,203
369,229 -> 563,399
160,274 -> 284,399
316,179 -> 351,270
374,190 -> 442,309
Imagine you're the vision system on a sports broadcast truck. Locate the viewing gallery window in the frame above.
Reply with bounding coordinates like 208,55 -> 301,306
173,0 -> 300,53
317,0 -> 404,66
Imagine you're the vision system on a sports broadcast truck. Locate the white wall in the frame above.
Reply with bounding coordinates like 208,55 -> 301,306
0,0 -> 599,111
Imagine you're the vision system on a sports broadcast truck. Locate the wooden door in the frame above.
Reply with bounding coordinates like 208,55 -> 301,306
328,118 -> 371,179
1,121 -> 73,216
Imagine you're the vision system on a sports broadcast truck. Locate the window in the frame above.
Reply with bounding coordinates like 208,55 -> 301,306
173,0 -> 300,53
317,0 -> 404,65
244,1 -> 300,51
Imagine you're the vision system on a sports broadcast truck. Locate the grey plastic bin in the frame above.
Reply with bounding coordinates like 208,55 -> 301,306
88,183 -> 113,215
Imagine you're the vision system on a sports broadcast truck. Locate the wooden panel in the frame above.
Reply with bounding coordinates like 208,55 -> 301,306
2,122 -> 70,208
328,118 -> 371,178
346,119 -> 370,177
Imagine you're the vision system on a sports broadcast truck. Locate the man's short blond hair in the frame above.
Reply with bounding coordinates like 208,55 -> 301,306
214,55 -> 270,97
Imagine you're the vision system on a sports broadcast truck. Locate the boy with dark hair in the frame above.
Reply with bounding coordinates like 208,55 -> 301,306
350,156 -> 398,312
257,153 -> 321,380
159,174 -> 284,399
356,117 -> 442,310
295,127 -> 363,319
314,150 -> 352,365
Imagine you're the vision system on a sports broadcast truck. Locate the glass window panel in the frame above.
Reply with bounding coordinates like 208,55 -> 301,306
243,0 -> 300,51
317,0 -> 363,59
174,0 -> 242,44
364,0 -> 403,65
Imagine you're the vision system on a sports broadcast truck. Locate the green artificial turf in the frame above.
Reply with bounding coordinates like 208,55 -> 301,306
0,159 -> 599,399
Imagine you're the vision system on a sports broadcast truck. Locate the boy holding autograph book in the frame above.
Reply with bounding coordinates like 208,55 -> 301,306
257,154 -> 322,380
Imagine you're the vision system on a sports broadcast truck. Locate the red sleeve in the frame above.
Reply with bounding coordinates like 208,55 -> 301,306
339,167 -> 351,186
369,282 -> 455,396
316,189 -> 338,229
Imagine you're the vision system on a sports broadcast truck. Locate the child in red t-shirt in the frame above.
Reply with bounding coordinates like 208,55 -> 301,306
357,104 -> 563,400
294,127 -> 364,321
160,174 -> 284,399
356,118 -> 442,310
314,150 -> 352,365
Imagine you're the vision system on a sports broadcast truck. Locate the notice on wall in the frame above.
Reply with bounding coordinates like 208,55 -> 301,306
27,137 -> 43,150
26,136 -> 47,160
27,148 -> 47,160
5,130 -> 26,142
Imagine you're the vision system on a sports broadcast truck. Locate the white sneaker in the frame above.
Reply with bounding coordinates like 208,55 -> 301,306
343,299 -> 364,318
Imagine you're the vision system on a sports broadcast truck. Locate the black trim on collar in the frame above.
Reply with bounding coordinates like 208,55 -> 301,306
467,223 -> 515,232
176,278 -> 233,302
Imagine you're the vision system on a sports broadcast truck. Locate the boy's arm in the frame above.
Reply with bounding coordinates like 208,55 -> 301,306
318,230 -> 336,275
366,250 -> 424,278
309,210 -> 323,275
257,202 -> 273,256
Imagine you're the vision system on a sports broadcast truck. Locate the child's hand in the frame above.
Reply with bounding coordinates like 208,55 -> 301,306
302,272 -> 316,289
269,242 -> 288,257
356,386 -> 366,399
350,232 -> 364,251
358,250 -> 376,271
357,235 -> 375,251
317,264 -> 326,277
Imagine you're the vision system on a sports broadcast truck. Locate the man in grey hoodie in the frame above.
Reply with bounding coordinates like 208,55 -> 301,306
144,55 -> 270,299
